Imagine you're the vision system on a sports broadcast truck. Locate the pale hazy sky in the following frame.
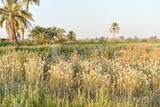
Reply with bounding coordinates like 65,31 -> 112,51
0,0 -> 160,39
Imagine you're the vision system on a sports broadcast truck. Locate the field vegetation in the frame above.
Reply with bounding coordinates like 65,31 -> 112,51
0,44 -> 160,107
0,0 -> 160,107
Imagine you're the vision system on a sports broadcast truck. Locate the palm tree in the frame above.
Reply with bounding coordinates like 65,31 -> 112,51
0,0 -> 33,44
66,31 -> 76,42
29,26 -> 66,44
53,27 -> 66,42
28,26 -> 50,44
109,22 -> 120,38
20,0 -> 40,10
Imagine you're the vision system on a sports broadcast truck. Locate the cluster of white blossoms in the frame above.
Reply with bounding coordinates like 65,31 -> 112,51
46,54 -> 160,94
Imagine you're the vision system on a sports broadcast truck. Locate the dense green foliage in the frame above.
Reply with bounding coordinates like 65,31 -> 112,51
0,41 -> 15,47
28,26 -> 77,45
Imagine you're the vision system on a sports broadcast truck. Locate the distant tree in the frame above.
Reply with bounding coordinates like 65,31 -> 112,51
119,36 -> 124,42
141,39 -> 147,42
66,31 -> 76,42
52,27 -> 66,43
0,0 -> 33,44
134,36 -> 139,42
126,37 -> 133,42
109,22 -> 120,39
99,36 -> 105,42
28,26 -> 66,44
28,26 -> 53,44
148,36 -> 158,42
119,36 -> 124,40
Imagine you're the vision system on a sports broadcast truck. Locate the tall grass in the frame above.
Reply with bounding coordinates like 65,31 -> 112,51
0,44 -> 160,107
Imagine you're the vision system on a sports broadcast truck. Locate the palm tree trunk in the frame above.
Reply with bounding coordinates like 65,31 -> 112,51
21,29 -> 25,40
113,32 -> 115,42
9,20 -> 18,44
22,33 -> 24,40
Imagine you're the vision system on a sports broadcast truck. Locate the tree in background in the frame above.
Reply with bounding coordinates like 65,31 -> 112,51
134,36 -> 139,42
99,36 -> 105,42
148,36 -> 158,42
66,31 -> 76,42
109,22 -> 120,39
0,0 -> 33,44
52,27 -> 66,43
28,26 -> 48,44
28,26 -> 67,44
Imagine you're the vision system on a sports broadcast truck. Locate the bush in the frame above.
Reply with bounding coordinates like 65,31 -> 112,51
0,41 -> 15,47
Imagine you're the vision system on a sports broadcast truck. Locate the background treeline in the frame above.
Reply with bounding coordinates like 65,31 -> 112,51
0,35 -> 160,46
1,23 -> 158,46
0,25 -> 77,46
78,36 -> 160,43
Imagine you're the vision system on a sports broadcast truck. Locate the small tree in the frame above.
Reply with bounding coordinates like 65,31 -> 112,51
109,22 -> 120,39
53,27 -> 66,43
66,31 -> 76,42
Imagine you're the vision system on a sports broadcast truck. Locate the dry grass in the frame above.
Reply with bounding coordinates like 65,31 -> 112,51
0,44 -> 160,107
